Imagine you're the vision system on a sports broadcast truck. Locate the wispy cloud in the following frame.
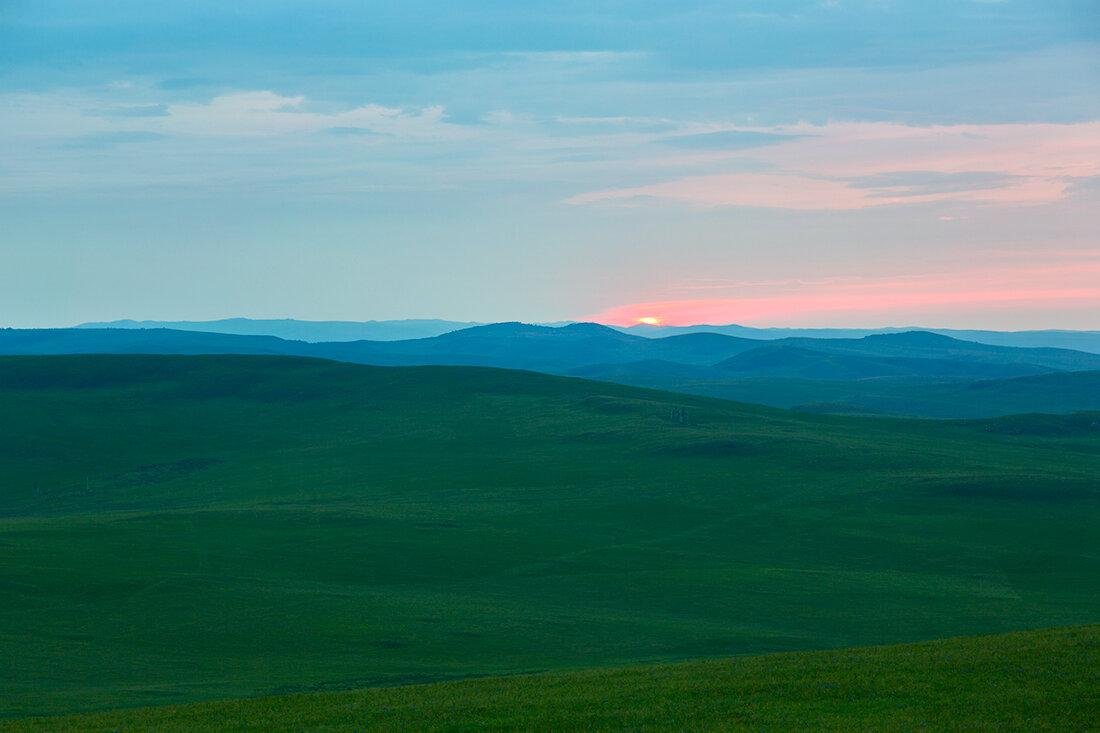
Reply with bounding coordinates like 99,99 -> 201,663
656,130 -> 801,149
568,121 -> 1100,210
159,92 -> 458,139
89,103 -> 170,118
61,130 -> 167,149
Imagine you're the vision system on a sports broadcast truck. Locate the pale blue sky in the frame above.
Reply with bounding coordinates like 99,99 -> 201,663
2,1 -> 1098,328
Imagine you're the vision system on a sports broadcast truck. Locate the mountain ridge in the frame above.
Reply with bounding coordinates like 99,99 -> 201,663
7,325 -> 1100,418
75,318 -> 480,342
69,318 -> 1100,353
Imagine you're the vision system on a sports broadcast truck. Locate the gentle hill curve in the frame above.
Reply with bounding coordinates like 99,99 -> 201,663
6,327 -> 1100,419
715,343 -> 1042,380
2,355 -> 1099,717
782,330 -> 1100,372
6,626 -> 1097,731
0,324 -> 763,372
75,318 -> 480,343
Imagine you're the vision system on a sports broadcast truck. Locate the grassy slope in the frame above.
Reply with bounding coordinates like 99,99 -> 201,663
2,355 -> 1099,717
8,626 -> 1098,731
599,370 -> 1100,418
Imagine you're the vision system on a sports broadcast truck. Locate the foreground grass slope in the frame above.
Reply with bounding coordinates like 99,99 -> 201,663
9,626 -> 1098,731
1,355 -> 1099,716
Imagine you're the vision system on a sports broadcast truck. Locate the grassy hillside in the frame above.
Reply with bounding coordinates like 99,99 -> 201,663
2,355 -> 1099,717
596,370 -> 1100,418
8,626 -> 1098,731
714,344 -> 1041,379
800,371 -> 1100,418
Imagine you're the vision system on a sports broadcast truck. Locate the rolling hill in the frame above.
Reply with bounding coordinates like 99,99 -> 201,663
73,318 -> 1100,354
781,330 -> 1100,372
713,343 -> 1044,380
601,370 -> 1100,419
75,318 -> 479,342
798,371 -> 1100,418
4,325 -> 1100,418
7,625 -> 1096,731
624,323 -> 1100,354
0,327 -> 307,357
313,322 -> 764,370
1,355 -> 1098,718
0,323 -> 763,372
9,324 -> 1100,374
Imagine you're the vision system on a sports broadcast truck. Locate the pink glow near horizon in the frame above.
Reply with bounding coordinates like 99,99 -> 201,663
588,261 -> 1100,327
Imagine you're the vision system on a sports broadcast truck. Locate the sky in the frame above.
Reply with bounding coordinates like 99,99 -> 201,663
1,1 -> 1098,329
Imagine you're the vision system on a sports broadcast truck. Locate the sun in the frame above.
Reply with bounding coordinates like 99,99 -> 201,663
636,316 -> 662,326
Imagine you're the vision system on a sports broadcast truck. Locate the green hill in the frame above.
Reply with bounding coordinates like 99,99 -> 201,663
12,325 -> 1100,375
7,626 -> 1097,731
786,330 -> 1100,372
715,343 -> 1040,379
792,370 -> 1100,418
602,370 -> 1100,418
1,355 -> 1099,717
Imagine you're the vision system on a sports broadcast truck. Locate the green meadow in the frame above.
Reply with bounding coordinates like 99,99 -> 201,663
7,625 -> 1097,731
1,355 -> 1098,720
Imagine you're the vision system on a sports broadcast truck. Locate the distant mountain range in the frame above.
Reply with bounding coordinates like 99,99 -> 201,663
622,323 -> 1100,354
7,321 -> 1100,418
76,318 -> 480,342
73,318 -> 1100,353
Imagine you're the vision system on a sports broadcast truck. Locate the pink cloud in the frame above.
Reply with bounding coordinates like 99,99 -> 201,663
567,172 -> 1069,210
567,173 -> 874,210
567,121 -> 1100,210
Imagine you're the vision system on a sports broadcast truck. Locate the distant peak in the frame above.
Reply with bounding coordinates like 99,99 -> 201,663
561,322 -> 622,334
864,330 -> 958,345
437,321 -> 634,341
451,321 -> 528,332
441,322 -> 553,338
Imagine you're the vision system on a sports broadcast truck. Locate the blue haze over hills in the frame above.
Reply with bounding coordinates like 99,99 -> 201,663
76,318 -> 481,343
76,317 -> 1100,353
4,320 -> 1099,419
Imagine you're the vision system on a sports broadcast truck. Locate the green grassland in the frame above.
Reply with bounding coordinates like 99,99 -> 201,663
1,355 -> 1099,718
8,626 -> 1098,731
586,369 -> 1100,418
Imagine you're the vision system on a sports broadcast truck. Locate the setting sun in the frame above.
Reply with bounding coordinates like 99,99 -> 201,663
636,316 -> 662,326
